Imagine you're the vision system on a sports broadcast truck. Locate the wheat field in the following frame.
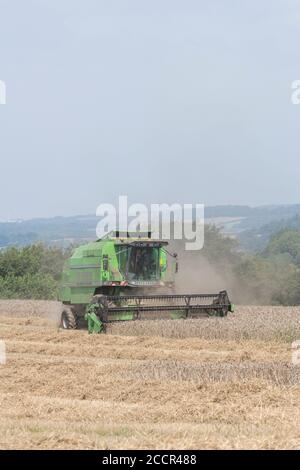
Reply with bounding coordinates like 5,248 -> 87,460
1,301 -> 300,449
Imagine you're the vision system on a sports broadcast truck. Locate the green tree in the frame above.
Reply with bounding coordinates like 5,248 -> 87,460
0,243 -> 69,300
264,229 -> 300,266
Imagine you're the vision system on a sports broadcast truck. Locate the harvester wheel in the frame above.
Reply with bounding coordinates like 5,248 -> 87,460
61,307 -> 77,329
218,307 -> 228,318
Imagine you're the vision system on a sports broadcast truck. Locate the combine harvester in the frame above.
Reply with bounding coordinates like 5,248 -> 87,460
59,231 -> 233,333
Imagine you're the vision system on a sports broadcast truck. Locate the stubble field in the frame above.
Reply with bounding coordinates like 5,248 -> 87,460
1,301 -> 300,449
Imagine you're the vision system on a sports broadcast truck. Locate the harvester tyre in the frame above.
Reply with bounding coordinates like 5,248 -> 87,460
218,307 -> 228,318
61,307 -> 77,330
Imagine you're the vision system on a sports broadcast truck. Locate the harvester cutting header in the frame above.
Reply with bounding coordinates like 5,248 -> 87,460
59,231 -> 233,332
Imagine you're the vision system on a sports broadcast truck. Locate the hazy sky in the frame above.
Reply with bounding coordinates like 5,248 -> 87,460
1,0 -> 300,219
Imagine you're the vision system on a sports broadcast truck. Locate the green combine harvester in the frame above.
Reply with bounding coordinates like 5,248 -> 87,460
59,231 -> 233,333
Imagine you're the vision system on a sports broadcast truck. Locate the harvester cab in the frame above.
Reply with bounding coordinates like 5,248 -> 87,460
59,231 -> 233,332
106,232 -> 177,288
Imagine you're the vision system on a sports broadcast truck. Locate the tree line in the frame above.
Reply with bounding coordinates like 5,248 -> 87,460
0,227 -> 300,305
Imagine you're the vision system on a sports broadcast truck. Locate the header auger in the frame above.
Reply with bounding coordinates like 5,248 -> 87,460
58,231 -> 233,333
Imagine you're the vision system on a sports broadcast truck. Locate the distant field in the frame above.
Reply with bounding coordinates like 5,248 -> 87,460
0,302 -> 300,449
